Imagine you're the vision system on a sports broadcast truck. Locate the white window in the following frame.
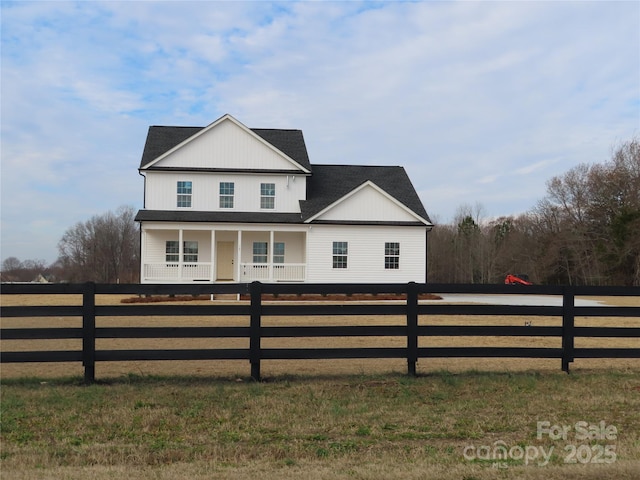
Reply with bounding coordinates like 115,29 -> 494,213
183,241 -> 198,263
260,183 -> 275,209
273,242 -> 285,264
219,182 -> 234,208
385,242 -> 400,269
177,181 -> 192,208
332,242 -> 348,269
253,242 -> 268,263
165,240 -> 198,263
166,241 -> 179,263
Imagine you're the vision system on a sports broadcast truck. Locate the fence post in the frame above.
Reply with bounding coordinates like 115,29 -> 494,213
561,287 -> 575,373
407,282 -> 419,376
250,281 -> 262,381
82,282 -> 96,384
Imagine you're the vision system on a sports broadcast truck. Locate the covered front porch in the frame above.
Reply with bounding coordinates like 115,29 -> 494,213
140,226 -> 307,283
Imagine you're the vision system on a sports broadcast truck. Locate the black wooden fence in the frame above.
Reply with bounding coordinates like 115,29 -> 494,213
1,282 -> 639,383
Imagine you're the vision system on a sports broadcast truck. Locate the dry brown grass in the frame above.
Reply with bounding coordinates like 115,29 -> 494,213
2,292 -> 639,479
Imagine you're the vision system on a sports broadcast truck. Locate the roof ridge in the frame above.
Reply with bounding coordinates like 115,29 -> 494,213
149,125 -> 203,128
312,163 -> 404,168
148,125 -> 301,131
252,127 -> 302,131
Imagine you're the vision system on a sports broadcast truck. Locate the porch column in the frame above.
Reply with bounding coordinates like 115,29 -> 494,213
237,230 -> 242,282
269,230 -> 275,282
178,229 -> 184,280
306,227 -> 311,282
210,230 -> 216,282
140,229 -> 146,283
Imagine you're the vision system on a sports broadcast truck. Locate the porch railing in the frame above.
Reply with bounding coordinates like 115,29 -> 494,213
144,263 -> 212,282
143,262 -> 306,282
240,263 -> 306,282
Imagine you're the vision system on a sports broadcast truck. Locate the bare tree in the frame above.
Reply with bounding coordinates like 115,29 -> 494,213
427,220 -> 457,283
529,137 -> 640,285
57,205 -> 140,283
2,257 -> 22,273
0,257 -> 49,282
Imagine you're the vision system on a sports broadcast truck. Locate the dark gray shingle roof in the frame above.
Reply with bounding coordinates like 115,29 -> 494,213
300,164 -> 430,223
139,126 -> 311,172
140,126 -> 202,169
134,210 -> 303,224
252,129 -> 311,172
136,119 -> 430,226
136,164 -> 430,225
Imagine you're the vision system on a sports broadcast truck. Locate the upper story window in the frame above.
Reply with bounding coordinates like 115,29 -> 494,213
260,183 -> 275,209
253,242 -> 268,263
177,181 -> 192,208
385,242 -> 400,269
332,241 -> 348,269
219,182 -> 234,208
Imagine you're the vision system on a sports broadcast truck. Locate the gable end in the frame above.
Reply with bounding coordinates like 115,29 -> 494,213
139,115 -> 312,173
300,164 -> 431,225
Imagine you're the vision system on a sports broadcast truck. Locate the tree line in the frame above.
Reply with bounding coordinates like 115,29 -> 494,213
2,138 -> 638,286
427,138 -> 640,286
1,206 -> 140,283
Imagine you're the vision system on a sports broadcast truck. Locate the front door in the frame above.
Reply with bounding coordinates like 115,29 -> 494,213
216,241 -> 234,280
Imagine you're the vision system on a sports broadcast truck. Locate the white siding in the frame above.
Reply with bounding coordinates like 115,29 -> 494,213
240,231 -> 270,264
144,171 -> 306,212
143,229 -> 211,263
152,118 -> 302,171
315,184 -> 420,222
140,222 -> 426,283
238,231 -> 306,264
306,224 -> 426,283
274,232 -> 306,263
187,231 -> 212,262
143,230 -> 174,263
141,223 -> 310,283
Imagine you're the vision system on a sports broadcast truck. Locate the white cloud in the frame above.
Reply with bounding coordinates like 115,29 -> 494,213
1,0 -> 638,263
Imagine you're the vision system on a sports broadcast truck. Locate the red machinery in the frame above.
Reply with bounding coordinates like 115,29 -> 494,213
504,274 -> 532,286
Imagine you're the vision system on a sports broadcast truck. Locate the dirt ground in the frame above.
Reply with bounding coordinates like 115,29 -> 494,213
1,294 -> 638,380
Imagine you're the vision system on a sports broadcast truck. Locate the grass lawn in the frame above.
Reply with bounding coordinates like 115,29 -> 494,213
2,370 -> 639,479
2,293 -> 638,478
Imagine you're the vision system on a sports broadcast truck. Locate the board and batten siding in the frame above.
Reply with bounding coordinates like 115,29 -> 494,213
305,224 -> 427,283
144,171 -> 306,212
152,118 -> 301,171
314,183 -> 421,223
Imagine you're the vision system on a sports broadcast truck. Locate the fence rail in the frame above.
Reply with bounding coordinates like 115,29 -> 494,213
1,282 -> 639,383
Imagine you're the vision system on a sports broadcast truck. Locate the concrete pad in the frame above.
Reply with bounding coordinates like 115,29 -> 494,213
427,294 -> 607,307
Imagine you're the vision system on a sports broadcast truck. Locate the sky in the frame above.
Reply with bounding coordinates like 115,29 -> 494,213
1,1 -> 639,264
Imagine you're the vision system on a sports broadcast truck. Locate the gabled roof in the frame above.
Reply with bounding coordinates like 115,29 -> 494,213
251,129 -> 311,172
300,165 -> 431,224
139,118 -> 312,172
135,116 -> 431,227
135,163 -> 431,226
140,126 -> 202,169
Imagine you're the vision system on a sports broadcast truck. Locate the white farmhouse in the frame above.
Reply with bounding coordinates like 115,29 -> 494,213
135,114 -> 432,284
